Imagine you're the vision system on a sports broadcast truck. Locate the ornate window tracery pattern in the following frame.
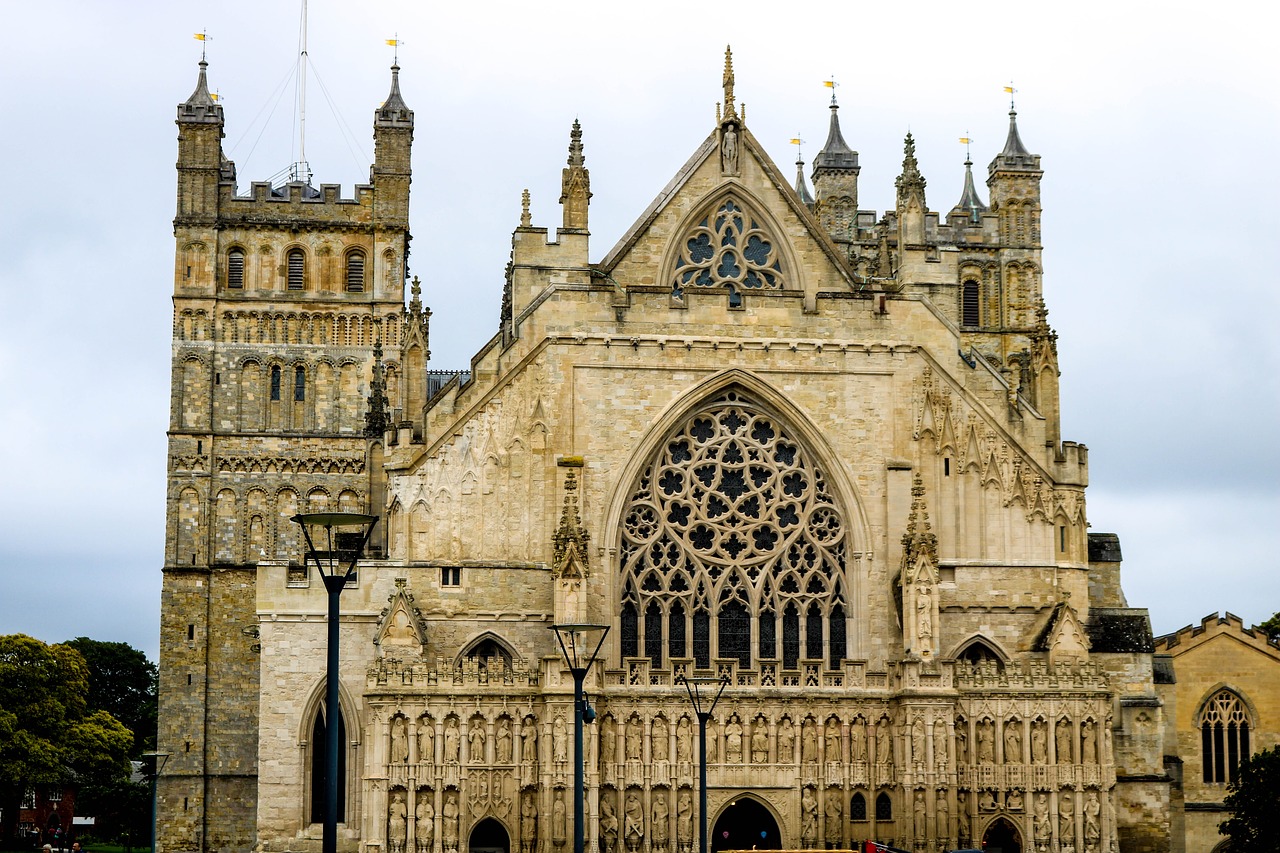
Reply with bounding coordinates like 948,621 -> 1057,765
620,390 -> 848,670
1200,689 -> 1251,784
671,198 -> 785,297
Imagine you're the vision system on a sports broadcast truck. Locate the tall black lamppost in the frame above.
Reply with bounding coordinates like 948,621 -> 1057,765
550,624 -> 610,853
293,512 -> 378,853
140,751 -> 169,853
677,675 -> 728,853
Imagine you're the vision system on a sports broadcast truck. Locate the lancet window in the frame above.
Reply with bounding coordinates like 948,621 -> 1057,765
671,197 -> 785,297
1200,689 -> 1251,784
619,390 -> 849,670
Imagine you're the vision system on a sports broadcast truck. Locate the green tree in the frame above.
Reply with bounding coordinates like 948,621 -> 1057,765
1219,745 -> 1280,852
64,638 -> 157,757
0,635 -> 133,846
1257,611 -> 1280,643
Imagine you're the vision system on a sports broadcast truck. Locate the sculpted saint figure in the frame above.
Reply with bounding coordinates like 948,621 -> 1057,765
522,718 -> 538,765
977,720 -> 995,764
1081,719 -> 1097,764
676,790 -> 693,850
958,792 -> 971,840
469,719 -> 486,764
391,717 -> 410,764
1059,792 -> 1075,844
624,791 -> 645,846
1056,719 -> 1073,764
652,717 -> 669,762
520,793 -> 537,853
826,722 -> 842,764
916,586 -> 933,640
800,787 -> 818,846
751,722 -> 769,764
675,717 -> 692,763
1007,789 -> 1024,811
602,717 -> 617,764
553,716 -> 568,763
1084,792 -> 1102,844
936,790 -> 948,838
600,796 -> 619,853
552,790 -> 567,846
497,718 -> 513,764
1033,794 -> 1051,843
651,791 -> 669,847
911,717 -> 926,765
416,800 -> 435,850
824,788 -> 842,845
419,718 -> 435,765
444,718 -> 460,764
913,790 -> 926,837
443,793 -> 460,852
778,717 -> 796,761
1031,720 -> 1048,764
705,720 -> 718,763
802,719 -> 818,764
955,723 -> 969,764
626,716 -> 643,761
388,792 -> 408,853
1004,720 -> 1022,764
725,716 -> 743,763
721,125 -> 738,173
876,717 -> 892,765
851,720 -> 867,762
933,720 -> 947,768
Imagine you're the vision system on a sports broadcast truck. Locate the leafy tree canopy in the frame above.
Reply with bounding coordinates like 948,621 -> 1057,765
1219,745 -> 1280,852
1257,611 -> 1280,643
65,637 -> 158,757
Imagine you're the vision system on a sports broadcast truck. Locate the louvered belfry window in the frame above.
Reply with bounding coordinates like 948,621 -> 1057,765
287,249 -> 305,290
227,249 -> 245,288
962,280 -> 980,326
346,252 -> 365,292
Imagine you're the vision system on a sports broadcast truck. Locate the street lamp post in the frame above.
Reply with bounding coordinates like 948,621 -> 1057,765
293,512 -> 378,853
550,624 -> 611,853
139,751 -> 169,853
677,675 -> 728,853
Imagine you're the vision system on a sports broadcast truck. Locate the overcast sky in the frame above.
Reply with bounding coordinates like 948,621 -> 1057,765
1,1 -> 1276,662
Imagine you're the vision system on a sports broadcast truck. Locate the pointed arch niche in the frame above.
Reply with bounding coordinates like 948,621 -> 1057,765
298,678 -> 361,833
609,374 -> 867,672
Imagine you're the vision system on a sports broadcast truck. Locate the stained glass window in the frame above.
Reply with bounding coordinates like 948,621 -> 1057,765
829,603 -> 846,669
849,792 -> 867,821
671,198 -> 786,297
806,601 -> 823,660
620,600 -> 638,658
669,601 -> 687,660
645,601 -> 663,668
875,792 -> 892,821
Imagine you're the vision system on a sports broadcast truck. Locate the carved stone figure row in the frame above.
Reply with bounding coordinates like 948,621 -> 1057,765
956,715 -> 1110,766
389,713 -> 557,767
386,788 -> 457,853
598,788 -> 694,853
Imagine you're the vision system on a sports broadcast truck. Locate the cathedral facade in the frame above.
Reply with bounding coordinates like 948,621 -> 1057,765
159,52 -> 1171,853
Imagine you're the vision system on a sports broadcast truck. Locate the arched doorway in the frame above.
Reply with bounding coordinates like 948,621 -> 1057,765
982,816 -> 1022,853
711,798 -> 781,852
469,817 -> 510,853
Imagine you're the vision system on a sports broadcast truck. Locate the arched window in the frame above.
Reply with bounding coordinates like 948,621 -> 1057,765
957,638 -> 1004,669
668,600 -> 687,660
270,365 -> 282,401
849,792 -> 867,821
294,366 -> 306,401
460,635 -> 515,671
288,249 -> 306,290
309,700 -> 346,823
874,792 -> 892,821
1201,690 -> 1251,784
670,196 -> 787,296
619,389 -> 849,671
961,280 -> 980,326
227,248 -> 245,288
345,251 -> 366,292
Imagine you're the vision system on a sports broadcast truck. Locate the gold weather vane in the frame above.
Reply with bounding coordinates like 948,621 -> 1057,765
1004,82 -> 1017,109
790,136 -> 805,160
824,77 -> 838,105
386,35 -> 404,64
959,133 -> 972,159
193,30 -> 210,61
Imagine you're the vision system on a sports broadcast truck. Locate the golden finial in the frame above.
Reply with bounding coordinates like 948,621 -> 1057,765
722,45 -> 737,121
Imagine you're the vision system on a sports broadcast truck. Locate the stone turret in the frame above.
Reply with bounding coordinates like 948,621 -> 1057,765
987,107 -> 1042,249
793,154 -> 814,208
372,64 -> 414,230
175,60 -> 226,223
949,157 -> 988,225
811,99 -> 859,239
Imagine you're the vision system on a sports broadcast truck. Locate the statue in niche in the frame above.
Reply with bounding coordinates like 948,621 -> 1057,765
521,792 -> 538,853
824,788 -> 842,845
935,790 -> 948,838
676,717 -> 692,763
653,717 -> 669,761
802,719 -> 818,764
1081,719 -> 1097,764
720,124 -> 738,173
1004,720 -> 1022,764
444,717 -> 460,764
851,720 -> 866,762
416,799 -> 435,851
916,586 -> 934,642
522,718 -> 538,765
552,790 -> 567,847
1031,720 -> 1048,764
469,719 -> 486,763
933,720 -> 947,769
977,720 -> 995,764
1056,719 -> 1073,764
391,717 -> 410,764
419,718 -> 435,765
388,792 -> 408,853
825,721 -> 841,764
724,716 -> 743,763
979,789 -> 997,811
626,716 -> 643,761
602,717 -> 617,764
705,719 -> 718,763
957,792 -> 971,841
1059,792 -> 1075,846
600,794 -> 619,853
553,716 -> 568,763
442,792 -> 459,853
1102,717 -> 1113,761
955,723 -> 968,765
876,717 -> 892,765
1007,789 -> 1024,811
778,717 -> 796,760
800,787 -> 818,847
497,718 -> 513,764
651,790 -> 669,850
624,790 -> 645,850
912,790 -> 926,838
1084,792 -> 1101,850
676,790 -> 693,853
751,721 -> 769,764
911,717 -> 926,766
1033,794 -> 1051,844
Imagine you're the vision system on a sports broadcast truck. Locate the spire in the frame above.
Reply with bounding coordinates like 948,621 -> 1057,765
376,63 -> 414,127
721,45 -> 738,122
794,155 -> 815,207
989,107 -> 1039,173
901,473 -> 938,570
1001,108 -> 1030,157
813,101 -> 858,172
178,60 -> 223,123
559,119 -> 591,230
364,337 -> 389,437
552,470 -> 590,578
952,157 -> 988,223
895,132 -> 927,211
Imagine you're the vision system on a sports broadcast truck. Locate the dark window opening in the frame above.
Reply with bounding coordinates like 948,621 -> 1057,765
294,366 -> 306,402
693,609 -> 710,669
849,792 -> 867,821
270,365 -> 281,401
758,609 -> 776,660
875,792 -> 892,821
441,566 -> 461,587
309,701 -> 347,823
962,280 -> 980,326
805,602 -> 823,660
829,604 -> 846,669
227,249 -> 245,288
288,249 -> 305,290
620,602 -> 638,658
782,604 -> 799,669
944,457 -> 950,476
668,601 -> 687,661
645,601 -> 663,668
346,252 -> 365,292
718,600 -> 750,668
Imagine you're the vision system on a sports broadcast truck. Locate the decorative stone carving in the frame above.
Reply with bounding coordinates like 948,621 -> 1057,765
497,717 -> 513,764
553,715 -> 568,763
1084,792 -> 1102,851
800,787 -> 818,846
522,716 -> 538,766
653,716 -> 669,761
1059,791 -> 1075,849
725,715 -> 743,763
1056,719 -> 1073,764
600,792 -> 620,853
626,716 -> 643,761
1081,719 -> 1097,765
977,719 -> 995,764
751,717 -> 769,764
392,716 -> 410,764
676,717 -> 692,763
824,787 -> 842,845
552,789 -> 567,848
911,717 -> 926,767
1031,719 -> 1048,764
1004,718 -> 1022,764
651,789 -> 669,851
444,717 -> 460,764
443,792 -> 460,853
825,718 -> 842,765
419,716 -> 435,765
933,719 -> 947,770
912,790 -> 926,838
720,124 -> 738,174
876,717 -> 892,765
802,718 -> 818,764
955,720 -> 969,764
624,789 -> 645,851
1033,794 -> 1051,845
416,798 -> 435,851
957,791 -> 971,842
388,791 -> 408,853
1007,789 -> 1024,811
676,790 -> 693,853
520,791 -> 537,853
469,718 -> 486,764
778,717 -> 795,761
935,789 -> 948,839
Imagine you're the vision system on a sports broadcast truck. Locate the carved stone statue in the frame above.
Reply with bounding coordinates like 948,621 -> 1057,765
1084,792 -> 1101,845
494,718 -> 512,764
802,719 -> 818,764
419,717 -> 435,765
935,790 -> 948,839
1056,719 -> 1073,764
979,789 -> 996,811
388,791 -> 408,853
552,790 -> 567,847
651,790 -> 669,849
1031,720 -> 1048,764
415,797 -> 435,849
824,787 -> 842,845
912,790 -> 926,838
1102,717 -> 1113,762
470,719 -> 486,764
1081,719 -> 1097,765
977,720 -> 995,764
392,717 -> 410,764
521,792 -> 538,853
626,716 -> 643,761
875,717 -> 892,765
553,715 -> 568,763
522,717 -> 538,765
911,717 -> 926,766
1007,789 -> 1024,811
676,717 -> 692,763
603,717 -> 617,764
705,719 -> 718,763
676,790 -> 693,853
1059,792 -> 1075,846
1004,720 -> 1022,764
751,721 -> 769,764
444,717 -> 460,764
600,794 -> 619,853
916,585 -> 934,641
800,787 -> 818,846
957,792 -> 971,841
955,723 -> 968,764
1033,794 -> 1051,844
653,716 -> 669,761
443,792 -> 460,853
825,721 -> 841,764
720,124 -> 738,173
778,717 -> 796,761
724,716 -> 743,763
624,790 -> 645,850
851,720 -> 866,762
933,720 -> 947,769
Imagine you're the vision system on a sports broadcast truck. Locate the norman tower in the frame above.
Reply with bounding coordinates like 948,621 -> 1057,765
159,60 -> 416,853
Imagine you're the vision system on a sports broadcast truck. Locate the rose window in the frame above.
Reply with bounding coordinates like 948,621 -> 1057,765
619,390 -> 847,671
671,198 -> 785,298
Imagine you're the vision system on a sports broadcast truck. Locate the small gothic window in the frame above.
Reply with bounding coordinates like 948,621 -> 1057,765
719,599 -> 750,668
958,639 -> 1003,668
782,603 -> 800,669
671,197 -> 786,296
309,701 -> 346,823
961,280 -> 980,326
227,249 -> 245,288
806,601 -> 823,660
645,600 -> 664,668
693,609 -> 710,669
620,601 -> 639,658
463,637 -> 512,669
758,609 -> 776,661
1201,690 -> 1251,784
849,792 -> 867,821
669,601 -> 687,661
874,792 -> 892,821
442,566 -> 461,587
345,252 -> 365,292
270,365 -> 282,401
288,249 -> 306,290
829,603 -> 846,669
294,366 -> 306,401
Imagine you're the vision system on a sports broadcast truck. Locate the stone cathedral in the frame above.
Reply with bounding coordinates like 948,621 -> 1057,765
159,50 -> 1172,853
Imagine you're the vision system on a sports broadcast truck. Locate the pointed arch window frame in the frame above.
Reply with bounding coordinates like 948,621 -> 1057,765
665,189 -> 797,302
